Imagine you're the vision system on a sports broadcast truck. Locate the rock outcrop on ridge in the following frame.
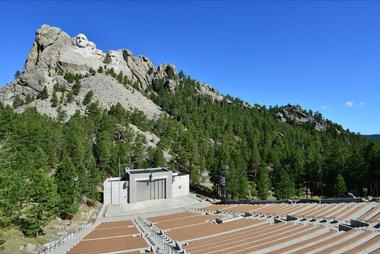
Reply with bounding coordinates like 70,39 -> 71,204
0,25 -> 331,133
0,24 -> 187,119
275,104 -> 328,131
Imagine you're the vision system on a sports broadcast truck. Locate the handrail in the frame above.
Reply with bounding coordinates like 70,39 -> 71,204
37,223 -> 92,254
134,216 -> 185,254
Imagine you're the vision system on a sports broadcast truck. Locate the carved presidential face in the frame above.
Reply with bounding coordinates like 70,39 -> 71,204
108,51 -> 120,64
75,33 -> 88,48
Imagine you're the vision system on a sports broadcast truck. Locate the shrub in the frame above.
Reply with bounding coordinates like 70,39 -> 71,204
50,91 -> 58,107
73,80 -> 81,95
38,86 -> 49,100
13,95 -> 24,108
66,91 -> 74,103
83,90 -> 94,105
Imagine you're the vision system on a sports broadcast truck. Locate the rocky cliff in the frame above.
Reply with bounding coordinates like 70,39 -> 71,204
0,25 -> 221,119
1,25 -> 333,134
275,104 -> 328,131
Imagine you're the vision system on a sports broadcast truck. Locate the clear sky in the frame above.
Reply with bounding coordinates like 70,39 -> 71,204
0,0 -> 379,134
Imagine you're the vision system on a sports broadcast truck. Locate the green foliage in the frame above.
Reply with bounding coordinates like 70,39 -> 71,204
50,91 -> 58,107
1,69 -> 380,238
256,164 -> 271,200
12,95 -> 24,108
57,106 -> 67,122
365,135 -> 380,143
63,72 -> 81,83
153,147 -> 165,167
89,67 -> 96,76
178,70 -> 186,80
53,83 -> 66,93
117,71 -> 124,83
166,68 -> 176,79
95,130 -> 112,172
39,86 -> 49,100
55,156 -> 80,219
0,145 -> 58,237
83,90 -> 94,105
334,174 -> 347,197
150,75 -> 380,199
19,170 -> 58,236
227,167 -> 250,199
66,91 -> 74,103
275,168 -> 295,199
72,80 -> 81,95
106,67 -> 116,78
25,94 -> 35,104
14,70 -> 21,79
131,135 -> 145,169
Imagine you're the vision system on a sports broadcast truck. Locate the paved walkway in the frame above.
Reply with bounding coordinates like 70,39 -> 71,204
105,194 -> 208,218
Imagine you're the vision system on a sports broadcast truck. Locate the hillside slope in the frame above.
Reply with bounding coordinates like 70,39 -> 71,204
0,25 -> 379,243
365,134 -> 380,143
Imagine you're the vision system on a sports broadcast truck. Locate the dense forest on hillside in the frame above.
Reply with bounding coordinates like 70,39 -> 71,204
366,135 -> 380,143
0,71 -> 379,237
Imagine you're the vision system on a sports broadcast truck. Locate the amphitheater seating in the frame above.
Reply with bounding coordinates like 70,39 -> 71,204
199,203 -> 375,223
67,220 -> 149,254
358,205 -> 380,225
154,212 -> 380,253
167,218 -> 260,241
67,203 -> 380,254
156,214 -> 220,230
180,203 -> 380,253
184,222 -> 325,254
149,211 -> 196,223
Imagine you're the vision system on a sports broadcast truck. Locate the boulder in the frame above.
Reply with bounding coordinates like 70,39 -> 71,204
25,243 -> 37,253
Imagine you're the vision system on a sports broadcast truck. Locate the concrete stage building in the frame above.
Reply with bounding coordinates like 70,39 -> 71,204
103,168 -> 189,205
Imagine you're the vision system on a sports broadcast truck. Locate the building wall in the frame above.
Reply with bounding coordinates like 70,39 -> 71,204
103,178 -> 128,205
128,170 -> 173,203
172,174 -> 190,197
103,169 -> 189,205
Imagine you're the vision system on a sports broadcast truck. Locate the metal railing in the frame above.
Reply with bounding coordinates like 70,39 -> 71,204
135,217 -> 186,254
37,223 -> 92,254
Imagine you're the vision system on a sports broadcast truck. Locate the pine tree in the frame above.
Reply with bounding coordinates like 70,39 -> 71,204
14,70 -> 21,79
95,130 -> 112,172
73,80 -> 81,95
20,170 -> 59,236
66,91 -> 74,103
50,91 -> 58,107
39,86 -> 49,100
275,168 -> 295,199
248,144 -> 261,180
55,156 -> 79,219
132,135 -> 145,168
89,67 -> 96,76
83,90 -> 94,105
334,174 -> 347,197
117,71 -> 124,83
25,94 -> 34,104
153,147 -> 165,167
12,95 -> 24,108
256,164 -> 271,200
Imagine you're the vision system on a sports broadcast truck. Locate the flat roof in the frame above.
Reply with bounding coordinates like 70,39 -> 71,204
127,168 -> 170,175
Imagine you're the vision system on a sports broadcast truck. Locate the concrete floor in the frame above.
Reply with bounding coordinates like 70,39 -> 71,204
104,194 -> 208,218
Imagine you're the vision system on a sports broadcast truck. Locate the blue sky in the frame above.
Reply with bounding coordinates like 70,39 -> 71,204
0,0 -> 379,134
